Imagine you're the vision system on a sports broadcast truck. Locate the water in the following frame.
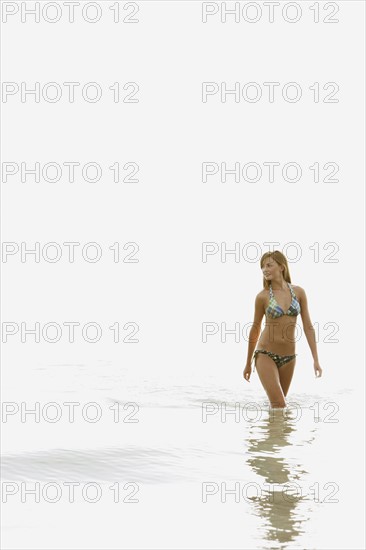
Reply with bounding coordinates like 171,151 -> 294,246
1,360 -> 364,550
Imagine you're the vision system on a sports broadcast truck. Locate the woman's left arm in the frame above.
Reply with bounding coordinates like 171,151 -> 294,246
297,286 -> 323,377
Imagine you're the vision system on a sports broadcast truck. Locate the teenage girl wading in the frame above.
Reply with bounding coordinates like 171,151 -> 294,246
243,251 -> 323,408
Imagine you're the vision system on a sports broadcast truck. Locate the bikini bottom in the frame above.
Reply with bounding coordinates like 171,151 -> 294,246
252,349 -> 297,372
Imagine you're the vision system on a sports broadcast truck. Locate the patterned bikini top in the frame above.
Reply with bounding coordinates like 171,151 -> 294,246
266,282 -> 301,319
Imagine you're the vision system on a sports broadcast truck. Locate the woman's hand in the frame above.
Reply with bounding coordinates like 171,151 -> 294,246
243,364 -> 252,382
314,361 -> 323,377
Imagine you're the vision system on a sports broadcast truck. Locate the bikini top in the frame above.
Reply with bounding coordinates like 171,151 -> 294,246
266,282 -> 301,319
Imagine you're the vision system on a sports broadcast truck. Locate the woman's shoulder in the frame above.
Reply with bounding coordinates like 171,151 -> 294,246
256,287 -> 269,299
291,284 -> 305,297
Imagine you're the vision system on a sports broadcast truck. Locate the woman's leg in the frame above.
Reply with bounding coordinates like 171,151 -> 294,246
278,357 -> 296,397
254,352 -> 287,408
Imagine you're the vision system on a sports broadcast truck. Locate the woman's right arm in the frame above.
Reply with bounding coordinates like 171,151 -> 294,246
245,293 -> 264,367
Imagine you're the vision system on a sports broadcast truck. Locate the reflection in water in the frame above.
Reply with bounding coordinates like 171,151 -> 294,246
245,407 -> 317,548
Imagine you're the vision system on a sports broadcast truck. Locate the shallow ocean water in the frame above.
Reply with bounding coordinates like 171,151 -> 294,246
1,361 -> 365,549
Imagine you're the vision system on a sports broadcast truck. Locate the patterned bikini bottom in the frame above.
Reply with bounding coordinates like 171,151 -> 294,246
252,349 -> 297,371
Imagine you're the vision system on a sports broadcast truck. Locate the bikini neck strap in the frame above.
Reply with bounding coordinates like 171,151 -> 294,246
270,281 -> 292,295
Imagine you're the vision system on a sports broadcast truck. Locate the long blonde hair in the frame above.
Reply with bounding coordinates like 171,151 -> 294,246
260,250 -> 292,289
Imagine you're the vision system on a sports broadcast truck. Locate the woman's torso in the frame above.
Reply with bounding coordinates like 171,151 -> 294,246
257,283 -> 300,355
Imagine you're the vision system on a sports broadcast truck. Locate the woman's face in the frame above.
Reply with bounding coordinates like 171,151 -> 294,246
262,258 -> 282,280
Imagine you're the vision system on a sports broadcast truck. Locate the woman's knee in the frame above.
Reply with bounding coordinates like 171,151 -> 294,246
269,397 -> 287,408
266,386 -> 286,408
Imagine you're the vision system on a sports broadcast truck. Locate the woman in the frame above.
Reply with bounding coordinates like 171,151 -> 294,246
243,251 -> 322,408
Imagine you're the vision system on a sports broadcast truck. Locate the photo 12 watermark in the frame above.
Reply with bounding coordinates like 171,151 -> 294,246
1,481 -> 140,503
1,2 -> 140,24
1,400 -> 140,424
201,480 -> 340,503
201,2 -> 340,24
200,400 -> 340,423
